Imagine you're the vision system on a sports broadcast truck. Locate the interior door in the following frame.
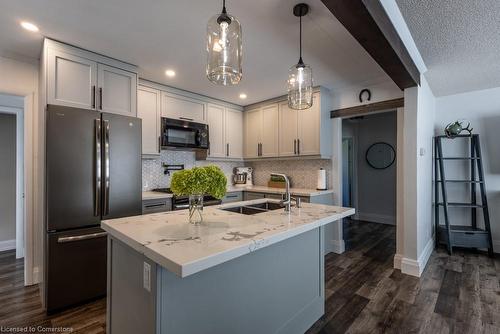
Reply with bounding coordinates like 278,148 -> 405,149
298,92 -> 320,155
102,113 -> 142,220
47,49 -> 97,109
98,64 -> 137,117
279,101 -> 298,157
138,86 -> 161,155
225,108 -> 243,158
244,108 -> 261,158
207,104 -> 225,157
46,105 -> 101,231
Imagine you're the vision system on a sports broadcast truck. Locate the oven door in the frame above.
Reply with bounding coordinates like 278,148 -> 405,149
161,118 -> 209,149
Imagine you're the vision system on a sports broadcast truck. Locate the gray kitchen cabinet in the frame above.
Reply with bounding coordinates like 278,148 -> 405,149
97,64 -> 137,117
161,92 -> 205,123
243,192 -> 266,201
142,198 -> 172,214
207,103 -> 226,158
44,38 -> 138,116
47,48 -> 97,109
138,86 -> 161,156
222,192 -> 243,203
244,104 -> 279,159
208,104 -> 244,160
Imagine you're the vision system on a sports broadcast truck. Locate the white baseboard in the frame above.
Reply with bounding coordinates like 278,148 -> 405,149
32,266 -> 41,285
325,239 -> 345,255
400,238 -> 434,277
356,212 -> 395,225
493,240 -> 500,254
0,239 -> 15,252
393,253 -> 403,270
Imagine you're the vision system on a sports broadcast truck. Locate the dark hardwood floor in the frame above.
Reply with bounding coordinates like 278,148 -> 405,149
1,220 -> 499,333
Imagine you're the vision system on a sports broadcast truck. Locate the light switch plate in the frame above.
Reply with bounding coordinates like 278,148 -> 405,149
143,262 -> 151,292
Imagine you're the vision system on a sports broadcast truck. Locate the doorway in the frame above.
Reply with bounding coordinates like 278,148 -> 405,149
341,111 -> 397,250
0,93 -> 25,260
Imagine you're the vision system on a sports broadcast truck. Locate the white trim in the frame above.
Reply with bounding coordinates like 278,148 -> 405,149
379,0 -> 427,74
400,237 -> 434,277
32,266 -> 41,284
493,240 -> 500,254
325,238 -> 345,255
356,212 -> 395,225
0,239 -> 15,252
393,253 -> 403,270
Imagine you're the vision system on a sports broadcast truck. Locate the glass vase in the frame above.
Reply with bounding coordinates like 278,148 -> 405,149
189,194 -> 204,225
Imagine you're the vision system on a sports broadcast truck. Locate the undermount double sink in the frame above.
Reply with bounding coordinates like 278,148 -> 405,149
220,201 -> 285,215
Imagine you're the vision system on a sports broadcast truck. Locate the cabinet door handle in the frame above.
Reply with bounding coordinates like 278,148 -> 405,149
99,87 -> 103,110
226,143 -> 229,157
297,139 -> 300,155
294,139 -> 297,155
158,136 -> 161,153
179,117 -> 194,121
92,86 -> 96,109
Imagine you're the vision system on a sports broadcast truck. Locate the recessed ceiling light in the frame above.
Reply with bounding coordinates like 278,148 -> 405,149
239,93 -> 247,99
20,21 -> 39,32
165,70 -> 176,77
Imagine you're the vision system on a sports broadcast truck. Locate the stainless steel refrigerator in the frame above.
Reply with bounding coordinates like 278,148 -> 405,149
45,104 -> 142,313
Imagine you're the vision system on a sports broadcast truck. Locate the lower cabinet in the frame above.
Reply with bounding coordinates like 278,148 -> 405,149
142,198 -> 172,214
222,192 -> 243,203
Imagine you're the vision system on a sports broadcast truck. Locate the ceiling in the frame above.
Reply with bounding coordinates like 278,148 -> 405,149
0,0 -> 394,105
396,0 -> 500,97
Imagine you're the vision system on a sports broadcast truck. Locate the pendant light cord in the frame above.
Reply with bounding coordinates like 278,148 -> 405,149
222,0 -> 227,14
298,15 -> 304,65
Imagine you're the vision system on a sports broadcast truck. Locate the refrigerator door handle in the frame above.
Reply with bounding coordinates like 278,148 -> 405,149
94,119 -> 102,216
57,231 -> 108,243
103,119 -> 110,215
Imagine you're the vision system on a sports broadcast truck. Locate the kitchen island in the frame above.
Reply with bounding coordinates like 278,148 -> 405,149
102,199 -> 354,334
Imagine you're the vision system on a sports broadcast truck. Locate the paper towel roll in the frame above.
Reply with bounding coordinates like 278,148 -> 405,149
317,168 -> 327,190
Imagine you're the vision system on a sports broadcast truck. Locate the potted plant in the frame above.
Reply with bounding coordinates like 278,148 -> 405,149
170,165 -> 227,224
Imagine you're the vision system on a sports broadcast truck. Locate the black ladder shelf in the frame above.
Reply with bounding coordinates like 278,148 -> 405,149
434,134 -> 494,256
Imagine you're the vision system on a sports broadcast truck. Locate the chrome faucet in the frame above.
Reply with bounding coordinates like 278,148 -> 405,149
271,173 -> 292,212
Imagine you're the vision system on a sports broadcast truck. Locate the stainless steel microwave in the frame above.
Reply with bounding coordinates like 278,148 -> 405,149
160,117 -> 209,150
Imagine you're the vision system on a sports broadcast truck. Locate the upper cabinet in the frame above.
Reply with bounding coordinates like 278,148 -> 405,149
47,49 -> 97,109
244,104 -> 279,158
97,64 -> 137,117
138,86 -> 161,156
162,93 -> 205,123
245,89 -> 331,159
207,104 -> 243,159
279,92 -> 321,157
43,38 -> 138,116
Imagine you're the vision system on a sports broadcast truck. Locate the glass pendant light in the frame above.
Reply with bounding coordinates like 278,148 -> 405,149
206,0 -> 242,85
288,3 -> 313,110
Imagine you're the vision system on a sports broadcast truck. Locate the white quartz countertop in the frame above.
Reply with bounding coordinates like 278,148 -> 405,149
102,199 -> 354,278
226,185 -> 334,197
142,191 -> 174,200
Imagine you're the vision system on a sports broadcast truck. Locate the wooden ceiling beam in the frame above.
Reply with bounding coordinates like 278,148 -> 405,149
330,98 -> 404,118
321,0 -> 420,89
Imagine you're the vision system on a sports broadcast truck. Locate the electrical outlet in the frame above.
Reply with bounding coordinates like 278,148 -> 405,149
143,262 -> 151,292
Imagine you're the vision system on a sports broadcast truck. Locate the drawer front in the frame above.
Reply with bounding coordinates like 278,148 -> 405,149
222,192 -> 243,203
264,193 -> 284,200
451,231 -> 489,248
142,198 -> 172,214
243,192 -> 266,201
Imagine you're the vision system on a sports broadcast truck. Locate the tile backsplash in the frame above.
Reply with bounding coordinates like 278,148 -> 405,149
142,151 -> 242,191
142,151 -> 332,191
247,159 -> 332,189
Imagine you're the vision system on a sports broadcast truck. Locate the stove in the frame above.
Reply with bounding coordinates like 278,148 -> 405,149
151,188 -> 222,210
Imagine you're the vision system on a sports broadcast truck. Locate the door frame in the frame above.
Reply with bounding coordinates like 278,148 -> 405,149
332,107 -> 403,271
0,104 -> 24,259
0,93 -> 34,285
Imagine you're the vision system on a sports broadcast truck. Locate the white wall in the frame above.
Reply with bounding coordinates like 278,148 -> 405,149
435,86 -> 500,252
399,75 -> 436,277
0,55 -> 40,284
331,80 -> 403,110
342,112 -> 397,224
0,114 -> 16,247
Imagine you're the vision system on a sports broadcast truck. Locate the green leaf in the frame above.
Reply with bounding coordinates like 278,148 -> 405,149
170,165 -> 227,199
